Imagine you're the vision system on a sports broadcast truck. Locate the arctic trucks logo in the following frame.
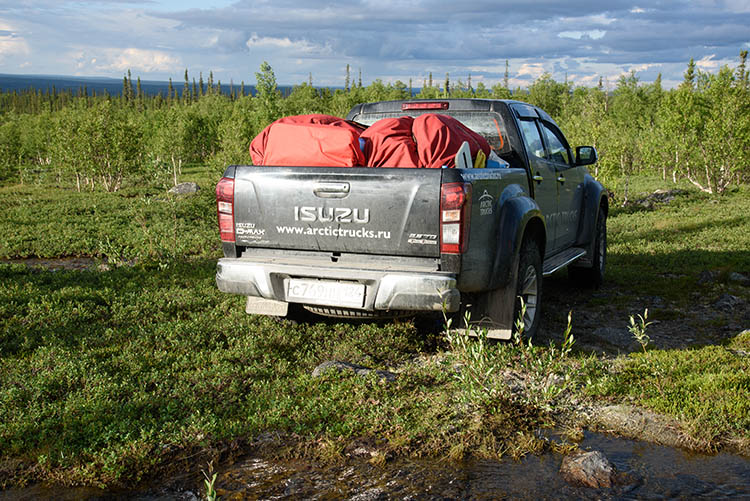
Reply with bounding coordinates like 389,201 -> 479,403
294,206 -> 370,224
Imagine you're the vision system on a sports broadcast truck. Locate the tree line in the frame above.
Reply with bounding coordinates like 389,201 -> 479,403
1,54 -> 748,194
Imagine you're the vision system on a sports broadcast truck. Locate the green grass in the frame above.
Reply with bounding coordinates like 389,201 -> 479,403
606,182 -> 749,298
1,171 -> 749,488
587,330 -> 750,448
0,166 -> 219,262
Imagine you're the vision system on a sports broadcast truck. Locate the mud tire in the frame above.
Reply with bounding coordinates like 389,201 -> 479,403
569,209 -> 607,288
513,238 -> 543,339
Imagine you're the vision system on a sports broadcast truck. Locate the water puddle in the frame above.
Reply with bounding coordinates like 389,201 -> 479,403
3,432 -> 748,500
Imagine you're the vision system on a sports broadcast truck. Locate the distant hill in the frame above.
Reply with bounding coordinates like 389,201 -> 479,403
0,73 -> 298,97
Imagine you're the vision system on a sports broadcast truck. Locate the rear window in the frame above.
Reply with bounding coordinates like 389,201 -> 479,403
353,111 -> 510,155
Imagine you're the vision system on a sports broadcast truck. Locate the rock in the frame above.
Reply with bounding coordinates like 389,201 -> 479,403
312,360 -> 397,383
714,293 -> 741,312
594,404 -> 686,448
728,272 -> 749,286
626,189 -> 686,209
169,182 -> 200,194
348,487 -> 387,501
560,450 -> 617,488
698,270 -> 719,285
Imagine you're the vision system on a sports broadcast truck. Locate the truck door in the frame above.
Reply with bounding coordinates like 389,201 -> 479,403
516,117 -> 559,257
539,120 -> 583,251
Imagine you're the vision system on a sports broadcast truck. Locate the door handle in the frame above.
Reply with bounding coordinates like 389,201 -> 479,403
532,175 -> 544,182
313,182 -> 350,198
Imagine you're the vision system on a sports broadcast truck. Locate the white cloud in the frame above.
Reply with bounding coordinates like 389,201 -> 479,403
558,30 -> 606,40
75,47 -> 182,73
629,63 -> 660,72
245,33 -> 330,56
560,13 -> 617,26
517,62 -> 546,80
0,21 -> 30,60
696,54 -> 719,70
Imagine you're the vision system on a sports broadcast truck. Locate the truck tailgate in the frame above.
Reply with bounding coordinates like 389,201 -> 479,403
233,166 -> 442,258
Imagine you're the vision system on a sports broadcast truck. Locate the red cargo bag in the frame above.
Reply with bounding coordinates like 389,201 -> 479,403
360,117 -> 419,168
412,114 -> 491,169
249,114 -> 366,167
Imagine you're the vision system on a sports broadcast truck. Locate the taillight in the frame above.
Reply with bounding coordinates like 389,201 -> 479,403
401,102 -> 449,110
216,177 -> 235,242
440,182 -> 471,254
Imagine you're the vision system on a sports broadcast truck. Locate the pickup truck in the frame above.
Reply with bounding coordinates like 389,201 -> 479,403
215,99 -> 608,339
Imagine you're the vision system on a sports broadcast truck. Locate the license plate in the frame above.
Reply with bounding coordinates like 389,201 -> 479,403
286,279 -> 365,308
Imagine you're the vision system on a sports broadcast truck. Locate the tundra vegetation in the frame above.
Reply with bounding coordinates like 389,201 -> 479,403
0,56 -> 748,489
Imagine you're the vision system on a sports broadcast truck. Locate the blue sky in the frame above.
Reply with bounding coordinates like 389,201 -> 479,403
1,1 -> 749,89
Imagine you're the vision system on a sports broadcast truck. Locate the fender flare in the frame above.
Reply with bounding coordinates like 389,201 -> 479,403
575,174 -> 609,268
488,184 -> 546,290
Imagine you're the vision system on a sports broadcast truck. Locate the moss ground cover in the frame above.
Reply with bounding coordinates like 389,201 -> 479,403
0,172 -> 748,488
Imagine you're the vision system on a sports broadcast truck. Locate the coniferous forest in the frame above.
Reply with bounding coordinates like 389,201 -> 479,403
1,53 -> 748,195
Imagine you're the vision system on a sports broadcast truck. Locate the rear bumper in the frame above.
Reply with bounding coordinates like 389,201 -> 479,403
216,258 -> 460,312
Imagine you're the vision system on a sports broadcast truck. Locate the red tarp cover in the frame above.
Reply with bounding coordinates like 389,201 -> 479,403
249,114 -> 366,167
359,117 -> 419,168
412,114 -> 491,169
249,113 -> 491,169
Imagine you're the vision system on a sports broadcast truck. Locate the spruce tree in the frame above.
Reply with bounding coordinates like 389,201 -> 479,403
199,72 -> 205,96
183,69 -> 189,103
444,73 -> 450,97
682,58 -> 696,89
504,60 -> 509,89
192,78 -> 197,101
345,64 -> 350,91
358,68 -> 362,88
127,69 -> 134,101
737,50 -> 749,91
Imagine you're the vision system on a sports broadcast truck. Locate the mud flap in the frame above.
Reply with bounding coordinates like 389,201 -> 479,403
469,251 -> 520,340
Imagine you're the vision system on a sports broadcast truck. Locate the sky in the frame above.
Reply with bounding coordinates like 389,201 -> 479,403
0,1 -> 749,90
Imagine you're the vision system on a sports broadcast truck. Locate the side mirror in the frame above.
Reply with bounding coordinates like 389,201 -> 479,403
575,146 -> 598,166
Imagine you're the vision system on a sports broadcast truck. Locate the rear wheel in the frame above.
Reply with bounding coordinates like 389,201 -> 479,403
513,239 -> 542,338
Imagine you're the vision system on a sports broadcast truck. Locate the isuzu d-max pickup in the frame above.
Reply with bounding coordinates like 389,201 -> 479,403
215,99 -> 607,338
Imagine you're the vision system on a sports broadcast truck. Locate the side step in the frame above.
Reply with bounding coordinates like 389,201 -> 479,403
542,247 -> 587,276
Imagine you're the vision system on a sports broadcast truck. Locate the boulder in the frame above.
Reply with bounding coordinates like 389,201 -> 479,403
560,450 -> 617,488
169,182 -> 200,195
728,272 -> 749,286
714,293 -> 741,312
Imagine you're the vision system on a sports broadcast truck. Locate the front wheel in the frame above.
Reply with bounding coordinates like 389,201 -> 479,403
569,209 -> 607,288
513,239 -> 543,338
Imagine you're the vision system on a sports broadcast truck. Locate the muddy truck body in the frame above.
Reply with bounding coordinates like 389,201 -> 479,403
215,99 -> 608,338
